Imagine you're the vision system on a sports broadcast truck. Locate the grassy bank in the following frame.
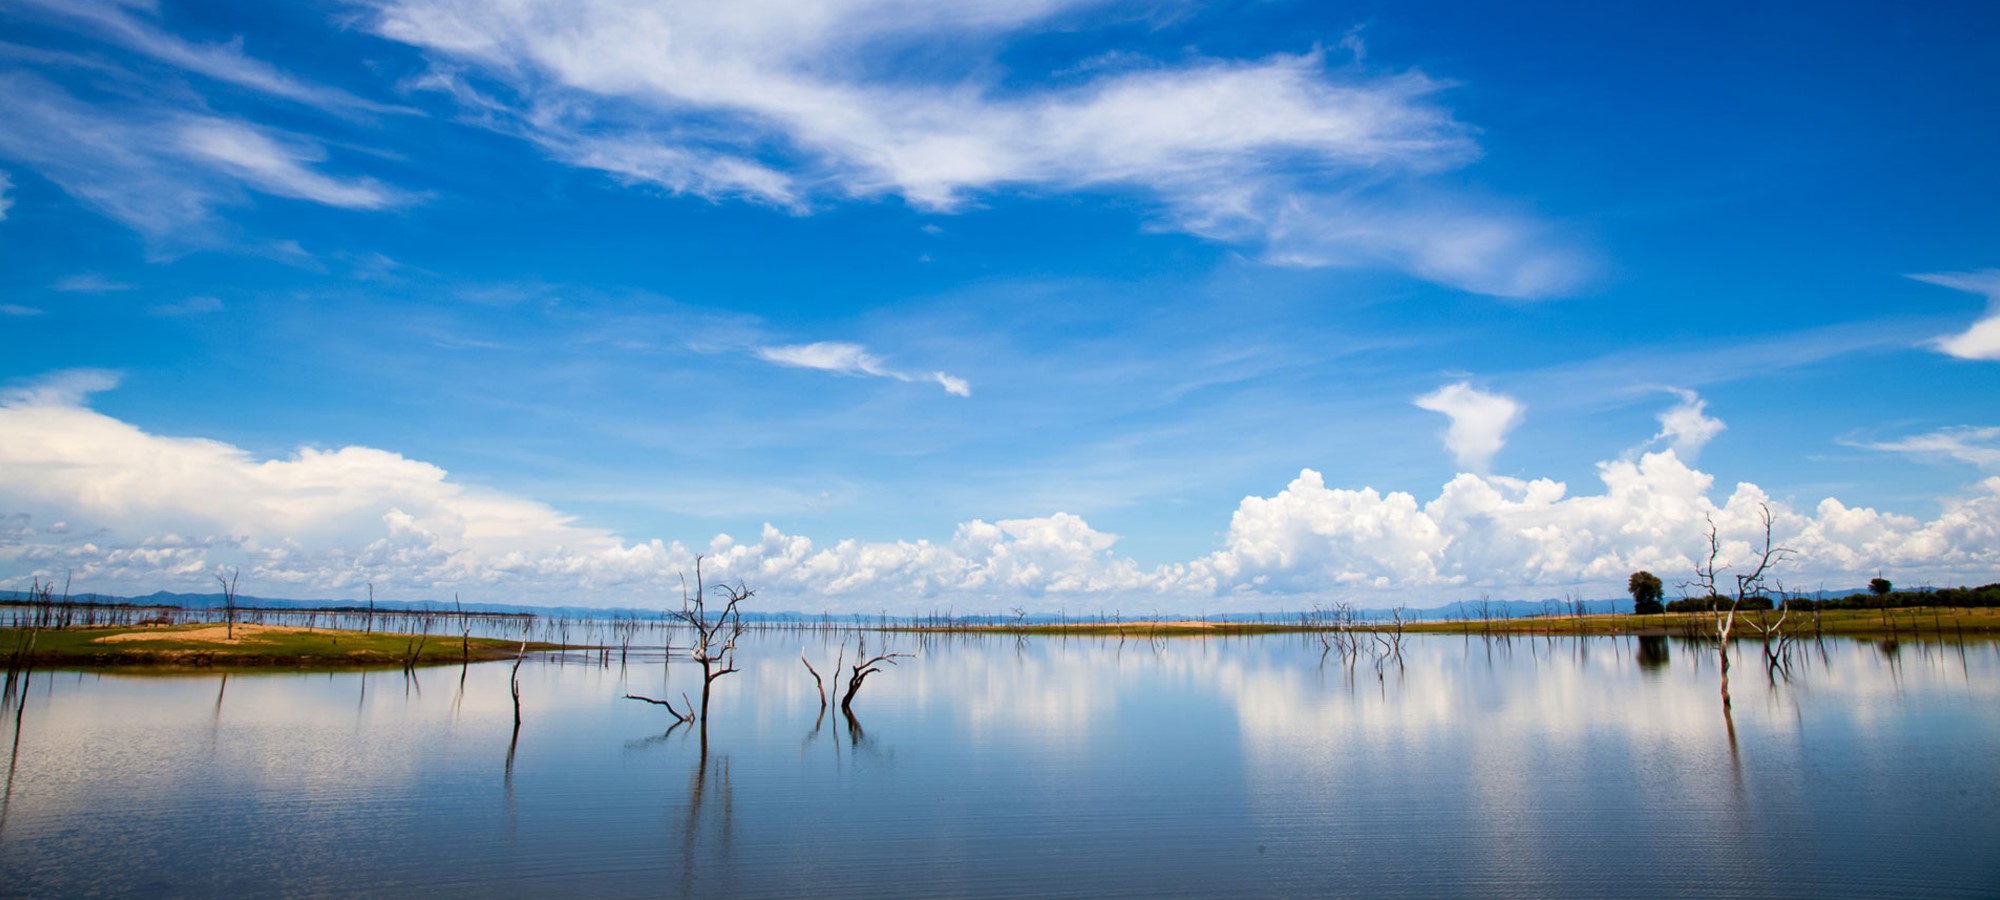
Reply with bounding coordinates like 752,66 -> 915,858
2,622 -> 566,669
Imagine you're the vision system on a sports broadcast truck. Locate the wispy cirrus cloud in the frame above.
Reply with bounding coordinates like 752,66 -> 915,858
757,341 -> 971,397
368,0 -> 1590,298
0,72 -> 414,240
1413,381 -> 1522,472
149,295 -> 224,317
1911,269 -> 2000,361
1855,426 -> 2000,472
3,0 -> 408,116
175,118 -> 408,210
52,272 -> 135,293
0,169 -> 12,220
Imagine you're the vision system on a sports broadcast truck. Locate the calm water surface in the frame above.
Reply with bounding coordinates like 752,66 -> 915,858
2,632 -> 1996,898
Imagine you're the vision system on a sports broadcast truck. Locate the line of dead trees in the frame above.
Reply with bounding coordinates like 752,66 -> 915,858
621,557 -> 914,745
801,636 -> 911,733
1303,602 -> 1405,678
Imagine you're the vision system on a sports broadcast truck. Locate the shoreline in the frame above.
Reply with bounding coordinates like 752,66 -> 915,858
889,606 -> 2000,639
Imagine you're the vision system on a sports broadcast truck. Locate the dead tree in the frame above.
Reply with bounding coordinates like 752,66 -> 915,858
216,568 -> 239,641
1683,504 -> 1793,712
840,638 -> 911,717
510,627 -> 528,727
627,557 -> 749,731
801,646 -> 835,711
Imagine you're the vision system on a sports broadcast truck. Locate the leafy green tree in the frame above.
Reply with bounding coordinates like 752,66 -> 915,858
1628,570 -> 1666,615
1868,577 -> 1893,596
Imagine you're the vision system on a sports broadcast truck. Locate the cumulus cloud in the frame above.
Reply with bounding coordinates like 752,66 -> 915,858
1413,381 -> 1522,472
1649,388 -> 1726,461
1911,269 -> 2000,361
756,341 -> 971,396
4,373 -> 1997,608
1171,454 -> 2000,597
1856,426 -> 2000,472
367,0 -> 1588,297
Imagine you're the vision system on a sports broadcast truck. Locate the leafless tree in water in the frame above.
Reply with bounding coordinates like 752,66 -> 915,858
1683,504 -> 1793,716
627,557 -> 749,735
839,637 -> 911,717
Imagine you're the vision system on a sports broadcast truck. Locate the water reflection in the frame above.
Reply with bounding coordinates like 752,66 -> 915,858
1636,635 -> 1671,672
0,633 -> 1995,898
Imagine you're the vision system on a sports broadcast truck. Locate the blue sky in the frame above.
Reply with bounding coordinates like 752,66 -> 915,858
2,0 -> 1998,611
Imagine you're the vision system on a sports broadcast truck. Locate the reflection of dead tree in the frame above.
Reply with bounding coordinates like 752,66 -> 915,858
1683,504 -> 1793,714
1,665 -> 29,841
505,624 -> 528,778
1370,605 -> 1407,674
1747,583 -> 1803,681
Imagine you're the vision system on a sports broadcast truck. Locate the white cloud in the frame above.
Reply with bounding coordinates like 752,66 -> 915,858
0,170 -> 11,220
0,304 -> 43,317
175,118 -> 406,210
931,371 -> 972,398
4,374 -> 1997,608
1649,388 -> 1725,461
368,0 -> 1589,298
756,341 -> 894,378
756,340 -> 971,396
0,71 -> 412,241
1174,453 -> 2000,597
52,273 -> 135,293
7,0 -> 407,116
1856,426 -> 2000,472
150,295 -> 225,317
1911,269 -> 2000,361
1,368 -> 122,407
1413,381 -> 1522,472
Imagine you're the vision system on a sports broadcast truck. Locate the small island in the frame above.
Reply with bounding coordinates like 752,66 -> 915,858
3,622 -> 562,669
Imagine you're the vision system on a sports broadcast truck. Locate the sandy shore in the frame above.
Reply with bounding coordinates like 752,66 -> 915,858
92,623 -> 313,644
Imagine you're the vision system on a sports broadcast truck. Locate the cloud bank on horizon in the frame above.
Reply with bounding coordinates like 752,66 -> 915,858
5,372 -> 1995,610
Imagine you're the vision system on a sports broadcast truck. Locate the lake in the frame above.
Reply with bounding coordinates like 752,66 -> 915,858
2,630 -> 1996,897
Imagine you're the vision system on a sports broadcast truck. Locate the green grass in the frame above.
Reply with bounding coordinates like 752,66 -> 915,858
1,622 -> 568,669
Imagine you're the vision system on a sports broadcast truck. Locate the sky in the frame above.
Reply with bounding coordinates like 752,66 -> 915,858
2,0 -> 1998,613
